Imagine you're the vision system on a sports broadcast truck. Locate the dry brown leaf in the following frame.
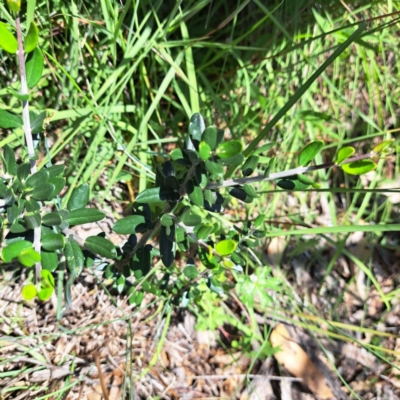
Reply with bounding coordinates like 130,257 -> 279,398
270,324 -> 333,399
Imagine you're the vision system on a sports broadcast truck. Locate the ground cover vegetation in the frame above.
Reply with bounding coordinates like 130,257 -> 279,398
0,0 -> 400,398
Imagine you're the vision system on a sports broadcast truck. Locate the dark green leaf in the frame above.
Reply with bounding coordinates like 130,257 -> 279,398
25,199 -> 40,212
42,211 -> 62,226
342,160 -> 377,175
31,183 -> 55,201
1,240 -> 32,262
160,224 -> 175,267
201,126 -> 224,150
276,177 -> 310,190
64,241 -> 76,274
24,211 -> 41,229
132,244 -> 152,279
65,208 -> 105,226
116,275 -> 126,294
219,153 -> 245,166
199,246 -> 218,269
67,183 -> 90,211
112,215 -> 146,234
230,187 -> 253,203
181,209 -> 202,226
48,177 -> 65,197
70,241 -> 84,276
242,155 -> 259,176
26,47 -> 44,89
3,144 -> 17,176
136,187 -> 162,204
42,233 -> 65,251
0,110 -> 23,129
85,236 -> 117,259
24,21 -> 39,53
183,265 -> 198,279
41,251 -> 58,272
298,140 -> 324,166
17,163 -> 31,182
30,111 -> 47,134
46,164 -> 65,178
25,169 -> 49,189
0,22 -> 17,53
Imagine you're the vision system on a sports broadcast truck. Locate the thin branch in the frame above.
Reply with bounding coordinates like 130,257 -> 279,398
206,152 -> 377,190
15,14 -> 41,282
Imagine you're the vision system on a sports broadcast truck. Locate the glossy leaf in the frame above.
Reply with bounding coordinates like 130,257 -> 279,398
0,109 -> 23,129
132,245 -> 152,279
30,111 -> 47,134
215,239 -> 237,256
230,187 -> 253,203
336,146 -> 355,165
199,141 -> 211,160
216,140 -> 243,159
342,160 -> 377,175
136,187 -> 162,204
24,211 -> 41,229
48,177 -> 66,197
31,183 -> 55,201
24,21 -> 39,53
18,248 -> 40,267
202,126 -> 224,150
298,140 -> 324,166
0,22 -> 17,53
21,283 -> 37,300
26,47 -> 44,89
67,183 -> 90,211
25,169 -> 49,189
189,113 -> 205,142
17,163 -> 31,182
112,215 -> 146,234
85,236 -> 117,259
41,233 -> 65,251
2,240 -> 32,262
42,212 -> 62,226
41,251 -> 58,272
3,144 -> 17,176
65,208 -> 105,226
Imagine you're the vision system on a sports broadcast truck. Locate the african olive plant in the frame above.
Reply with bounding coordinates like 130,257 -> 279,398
0,1 -> 395,310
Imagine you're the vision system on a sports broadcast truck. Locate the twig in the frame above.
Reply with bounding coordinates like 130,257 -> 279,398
15,14 -> 41,282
